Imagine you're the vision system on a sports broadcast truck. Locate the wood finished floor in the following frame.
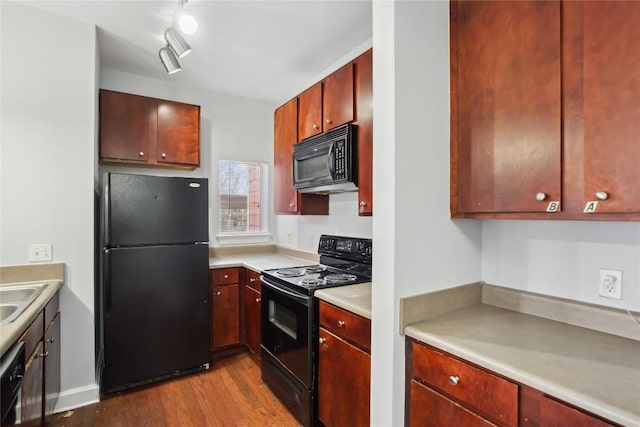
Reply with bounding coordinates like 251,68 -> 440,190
48,352 -> 301,427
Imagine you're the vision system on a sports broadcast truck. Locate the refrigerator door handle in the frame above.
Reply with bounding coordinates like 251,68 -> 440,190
104,248 -> 111,316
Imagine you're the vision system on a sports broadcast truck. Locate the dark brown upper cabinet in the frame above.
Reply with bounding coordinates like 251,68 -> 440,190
450,1 -> 640,220
99,89 -> 200,170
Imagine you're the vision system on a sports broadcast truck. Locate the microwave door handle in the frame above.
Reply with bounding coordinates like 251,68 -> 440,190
327,142 -> 336,180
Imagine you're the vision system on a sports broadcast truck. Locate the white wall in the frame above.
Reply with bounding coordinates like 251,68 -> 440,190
483,220 -> 640,311
370,1 -> 483,425
99,69 -> 276,244
0,1 -> 99,409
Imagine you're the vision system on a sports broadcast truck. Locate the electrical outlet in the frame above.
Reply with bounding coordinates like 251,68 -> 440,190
599,269 -> 622,299
287,232 -> 293,243
29,244 -> 53,262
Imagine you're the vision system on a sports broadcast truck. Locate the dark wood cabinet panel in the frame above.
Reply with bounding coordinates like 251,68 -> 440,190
44,312 -> 61,419
540,395 -> 614,427
317,327 -> 370,427
452,0 -> 561,214
409,379 -> 493,427
319,301 -> 371,352
21,342 -> 44,426
211,268 -> 240,285
243,284 -> 261,358
354,49 -> 373,216
211,283 -> 240,350
274,98 -> 329,215
99,89 -> 200,170
323,63 -> 354,133
99,90 -> 155,163
298,83 -> 323,141
412,342 -> 518,426
581,1 -> 640,214
156,100 -> 200,167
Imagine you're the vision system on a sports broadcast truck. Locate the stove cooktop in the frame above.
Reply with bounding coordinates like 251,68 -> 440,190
262,264 -> 371,294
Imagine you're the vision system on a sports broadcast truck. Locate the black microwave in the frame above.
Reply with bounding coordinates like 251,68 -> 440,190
292,123 -> 357,194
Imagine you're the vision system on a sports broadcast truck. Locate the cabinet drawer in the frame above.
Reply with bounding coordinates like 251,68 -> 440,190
412,342 -> 518,426
211,268 -> 240,285
20,311 -> 44,359
319,301 -> 371,352
410,379 -> 493,427
245,269 -> 261,292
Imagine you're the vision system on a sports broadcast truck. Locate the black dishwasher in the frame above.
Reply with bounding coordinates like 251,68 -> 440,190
1,341 -> 25,426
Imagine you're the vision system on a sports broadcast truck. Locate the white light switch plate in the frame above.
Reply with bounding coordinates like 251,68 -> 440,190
29,244 -> 52,262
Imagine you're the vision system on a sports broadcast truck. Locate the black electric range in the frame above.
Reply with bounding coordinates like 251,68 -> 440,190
260,234 -> 372,427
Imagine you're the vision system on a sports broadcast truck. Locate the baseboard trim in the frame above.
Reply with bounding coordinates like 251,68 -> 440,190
54,383 -> 100,413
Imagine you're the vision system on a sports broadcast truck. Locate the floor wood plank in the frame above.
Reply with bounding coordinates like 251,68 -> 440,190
48,352 -> 301,427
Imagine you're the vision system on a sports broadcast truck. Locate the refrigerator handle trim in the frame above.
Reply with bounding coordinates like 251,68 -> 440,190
104,248 -> 111,316
103,173 -> 111,246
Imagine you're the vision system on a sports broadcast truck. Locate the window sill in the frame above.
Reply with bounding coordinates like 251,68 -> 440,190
216,233 -> 272,245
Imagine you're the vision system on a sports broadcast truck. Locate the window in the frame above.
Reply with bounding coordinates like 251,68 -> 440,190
218,160 -> 268,238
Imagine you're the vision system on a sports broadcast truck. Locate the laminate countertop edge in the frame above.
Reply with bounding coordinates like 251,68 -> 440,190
404,300 -> 640,426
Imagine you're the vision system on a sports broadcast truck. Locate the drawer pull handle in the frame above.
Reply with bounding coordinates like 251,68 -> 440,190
319,337 -> 326,344
449,375 -> 459,386
338,320 -> 345,328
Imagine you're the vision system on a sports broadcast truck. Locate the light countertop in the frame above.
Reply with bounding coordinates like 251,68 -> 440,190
405,303 -> 640,426
209,253 -> 318,272
314,283 -> 372,319
0,263 -> 65,357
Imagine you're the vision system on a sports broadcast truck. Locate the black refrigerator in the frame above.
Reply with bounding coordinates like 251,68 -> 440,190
98,172 -> 210,394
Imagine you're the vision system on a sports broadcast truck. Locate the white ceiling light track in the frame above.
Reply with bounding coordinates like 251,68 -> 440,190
159,0 -> 197,74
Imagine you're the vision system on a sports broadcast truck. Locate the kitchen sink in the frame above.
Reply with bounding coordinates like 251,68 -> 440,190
0,284 -> 48,325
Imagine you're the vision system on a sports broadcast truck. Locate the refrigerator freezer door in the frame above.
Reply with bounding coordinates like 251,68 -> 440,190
102,244 -> 210,393
104,173 -> 208,246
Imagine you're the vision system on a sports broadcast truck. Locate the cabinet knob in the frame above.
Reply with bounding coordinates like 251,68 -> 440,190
536,192 -> 547,201
161,152 -> 167,159
39,351 -> 49,358
224,274 -> 229,279
216,291 -> 221,296
338,320 -> 345,328
595,191 -> 609,201
250,277 -> 256,282
360,201 -> 367,206
256,298 -> 261,303
319,337 -> 326,344
326,119 -> 332,125
46,337 -> 55,344
139,151 -> 145,157
289,203 -> 295,208
312,124 -> 319,130
449,375 -> 459,386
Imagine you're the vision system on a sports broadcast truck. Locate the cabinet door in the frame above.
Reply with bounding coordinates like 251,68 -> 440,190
582,1 -> 640,214
540,395 -> 613,427
211,284 -> 240,350
274,99 -> 300,213
452,1 -> 561,214
409,379 -> 493,427
99,89 -> 155,163
317,328 -> 370,427
354,49 -> 373,216
21,342 -> 44,427
244,284 -> 261,357
298,83 -> 323,141
323,62 -> 354,132
44,313 -> 61,419
156,100 -> 200,167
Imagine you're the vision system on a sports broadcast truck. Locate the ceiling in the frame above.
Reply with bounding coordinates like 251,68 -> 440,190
23,0 -> 372,104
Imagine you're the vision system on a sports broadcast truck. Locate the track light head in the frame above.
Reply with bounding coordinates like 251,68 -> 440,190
164,28 -> 191,59
159,46 -> 181,74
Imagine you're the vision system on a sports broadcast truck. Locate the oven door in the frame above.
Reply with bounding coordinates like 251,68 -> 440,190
260,277 -> 313,387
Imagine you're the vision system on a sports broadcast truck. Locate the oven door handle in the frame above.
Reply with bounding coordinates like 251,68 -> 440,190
261,277 -> 310,306
327,142 -> 336,180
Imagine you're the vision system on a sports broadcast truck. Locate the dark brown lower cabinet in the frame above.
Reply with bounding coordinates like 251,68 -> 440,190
317,301 -> 371,427
407,338 -> 619,427
21,341 -> 44,426
243,284 -> 261,358
44,312 -> 61,419
211,283 -> 240,351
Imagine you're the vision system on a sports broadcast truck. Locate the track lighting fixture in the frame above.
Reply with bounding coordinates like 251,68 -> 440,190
159,46 -> 181,74
159,0 -> 197,74
165,28 -> 191,58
